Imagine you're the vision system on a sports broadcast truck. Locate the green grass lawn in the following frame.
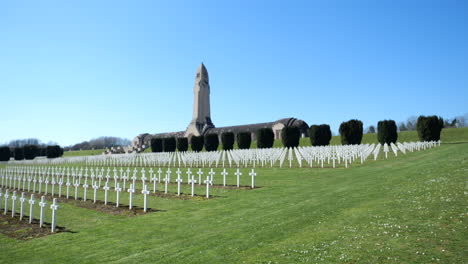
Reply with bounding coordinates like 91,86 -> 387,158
63,149 -> 105,157
0,141 -> 466,263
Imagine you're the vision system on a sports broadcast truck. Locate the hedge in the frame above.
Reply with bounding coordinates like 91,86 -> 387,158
221,132 -> 235,150
377,120 -> 398,145
0,147 -> 10,161
163,137 -> 176,152
416,115 -> 444,141
257,128 -> 274,149
176,137 -> 189,152
237,132 -> 251,149
23,145 -> 40,160
150,138 -> 163,152
281,126 -> 300,148
339,119 -> 363,145
191,136 -> 204,152
309,124 -> 332,146
14,148 -> 24,160
46,145 -> 63,158
204,133 -> 219,152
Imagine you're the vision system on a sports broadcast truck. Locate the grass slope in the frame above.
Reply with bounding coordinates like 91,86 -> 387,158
63,149 -> 105,157
0,143 -> 466,263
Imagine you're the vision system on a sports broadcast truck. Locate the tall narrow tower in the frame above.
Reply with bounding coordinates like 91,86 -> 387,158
185,63 -> 214,137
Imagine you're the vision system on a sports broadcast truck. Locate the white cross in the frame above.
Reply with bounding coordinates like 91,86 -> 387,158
221,169 -> 228,187
11,191 -> 17,217
82,183 -> 89,201
186,168 -> 192,183
157,168 -> 162,183
141,184 -> 150,212
28,194 -> 35,224
19,192 -> 26,221
128,184 -> 135,209
189,176 -> 197,197
50,198 -> 59,233
39,196 -> 47,228
115,183 -> 122,207
103,183 -> 110,205
235,169 -> 242,187
208,169 -> 215,185
164,175 -> 169,194
197,169 -> 203,186
4,189 -> 9,215
204,176 -> 212,198
176,176 -> 183,196
249,169 -> 256,188
92,181 -> 99,204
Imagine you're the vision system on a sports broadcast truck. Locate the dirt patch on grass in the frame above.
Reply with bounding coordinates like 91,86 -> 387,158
0,212 -> 69,240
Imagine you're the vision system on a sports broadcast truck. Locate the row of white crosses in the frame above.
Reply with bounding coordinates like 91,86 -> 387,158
8,141 -> 440,168
0,188 -> 59,232
0,166 -> 258,203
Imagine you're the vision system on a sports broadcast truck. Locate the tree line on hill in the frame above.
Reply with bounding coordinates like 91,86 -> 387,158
65,136 -> 131,151
149,115 -> 445,153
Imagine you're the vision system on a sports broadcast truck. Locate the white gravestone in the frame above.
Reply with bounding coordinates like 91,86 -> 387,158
164,175 -> 169,194
73,181 -> 80,200
66,180 -> 71,199
92,181 -> 99,204
186,168 -> 192,184
204,176 -> 212,198
50,198 -> 59,233
19,192 -> 26,221
4,189 -> 9,215
208,169 -> 215,185
115,183 -> 122,207
221,169 -> 228,187
189,176 -> 196,197
11,191 -> 17,217
39,196 -> 46,228
128,184 -> 135,209
176,174 -> 183,196
103,182 -> 110,205
82,182 -> 89,202
197,169 -> 203,186
235,169 -> 242,188
28,194 -> 35,224
0,189 -> 3,211
141,184 -> 150,212
249,169 -> 256,188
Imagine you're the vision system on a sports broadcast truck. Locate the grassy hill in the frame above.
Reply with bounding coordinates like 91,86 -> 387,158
0,135 -> 466,263
62,149 -> 105,157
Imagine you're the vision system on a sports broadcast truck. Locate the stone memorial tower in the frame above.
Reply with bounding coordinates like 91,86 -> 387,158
185,63 -> 214,138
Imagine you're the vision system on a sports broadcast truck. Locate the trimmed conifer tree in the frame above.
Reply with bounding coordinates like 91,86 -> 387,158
176,137 -> 189,152
163,137 -> 176,152
339,119 -> 363,145
416,115 -> 444,141
150,138 -> 163,152
221,132 -> 235,150
23,145 -> 40,160
14,147 -> 25,160
0,146 -> 10,161
204,133 -> 219,151
281,126 -> 300,148
237,132 -> 251,149
309,124 -> 332,146
377,120 -> 398,145
257,128 -> 274,149
191,136 -> 204,152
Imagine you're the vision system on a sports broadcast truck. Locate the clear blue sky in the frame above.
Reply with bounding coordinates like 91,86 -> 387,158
1,0 -> 467,146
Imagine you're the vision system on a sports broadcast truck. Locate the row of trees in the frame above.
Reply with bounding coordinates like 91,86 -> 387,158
151,127 -> 303,153
150,115 -> 445,153
0,145 -> 64,162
